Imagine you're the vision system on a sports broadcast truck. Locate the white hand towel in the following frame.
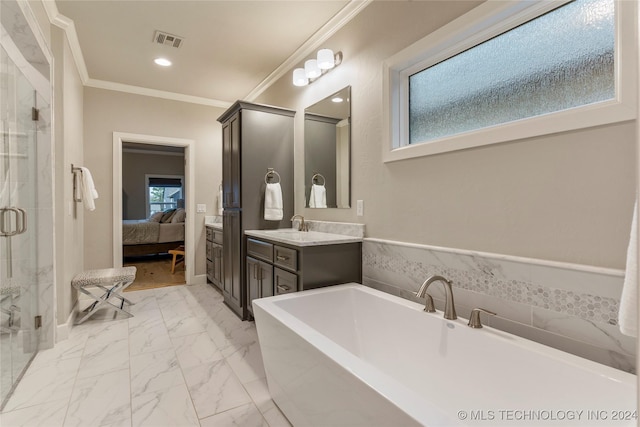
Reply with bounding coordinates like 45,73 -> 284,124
309,184 -> 327,208
217,184 -> 224,215
264,183 -> 283,221
79,167 -> 99,211
619,202 -> 638,337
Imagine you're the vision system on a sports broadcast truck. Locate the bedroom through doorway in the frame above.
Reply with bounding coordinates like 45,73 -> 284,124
112,132 -> 196,290
122,143 -> 186,290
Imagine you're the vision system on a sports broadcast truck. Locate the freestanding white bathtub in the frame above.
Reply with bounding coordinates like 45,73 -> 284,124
253,283 -> 637,427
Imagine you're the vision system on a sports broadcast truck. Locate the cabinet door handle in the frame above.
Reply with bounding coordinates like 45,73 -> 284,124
276,255 -> 288,261
277,285 -> 290,293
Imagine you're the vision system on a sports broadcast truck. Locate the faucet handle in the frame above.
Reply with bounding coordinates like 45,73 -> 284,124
468,308 -> 496,328
415,290 -> 436,313
423,293 -> 436,313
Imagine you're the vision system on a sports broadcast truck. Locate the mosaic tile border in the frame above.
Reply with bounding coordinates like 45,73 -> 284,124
362,240 -> 621,326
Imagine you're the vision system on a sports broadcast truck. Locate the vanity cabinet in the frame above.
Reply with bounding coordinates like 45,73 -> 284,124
246,257 -> 273,310
245,236 -> 362,317
206,226 -> 223,290
218,101 -> 295,319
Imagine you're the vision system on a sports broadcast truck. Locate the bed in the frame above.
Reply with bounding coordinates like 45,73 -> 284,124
122,208 -> 185,257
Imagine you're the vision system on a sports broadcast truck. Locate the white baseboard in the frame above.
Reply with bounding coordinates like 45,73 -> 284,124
189,274 -> 207,285
56,302 -> 78,343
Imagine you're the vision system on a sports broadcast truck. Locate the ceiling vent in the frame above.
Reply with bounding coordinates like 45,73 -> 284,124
153,31 -> 183,48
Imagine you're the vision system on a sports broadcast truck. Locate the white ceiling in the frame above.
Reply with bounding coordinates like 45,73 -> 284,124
53,0 -> 367,107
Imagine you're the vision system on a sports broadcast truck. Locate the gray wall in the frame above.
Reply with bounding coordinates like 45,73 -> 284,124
122,151 -> 185,220
255,0 -> 635,270
52,25 -> 84,328
83,87 -> 224,276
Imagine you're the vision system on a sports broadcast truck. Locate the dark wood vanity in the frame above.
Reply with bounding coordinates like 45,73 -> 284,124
244,233 -> 362,318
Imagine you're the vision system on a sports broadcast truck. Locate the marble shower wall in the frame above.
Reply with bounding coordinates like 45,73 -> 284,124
362,238 -> 636,373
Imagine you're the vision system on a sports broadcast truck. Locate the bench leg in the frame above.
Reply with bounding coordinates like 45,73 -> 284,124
75,279 -> 135,324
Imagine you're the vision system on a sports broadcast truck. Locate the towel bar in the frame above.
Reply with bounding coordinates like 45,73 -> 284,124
312,173 -> 325,186
71,164 -> 83,202
265,168 -> 281,184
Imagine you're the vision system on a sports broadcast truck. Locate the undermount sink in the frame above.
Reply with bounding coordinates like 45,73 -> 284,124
245,228 -> 363,247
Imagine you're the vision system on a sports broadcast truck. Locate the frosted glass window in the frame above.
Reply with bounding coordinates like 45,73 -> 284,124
408,0 -> 615,145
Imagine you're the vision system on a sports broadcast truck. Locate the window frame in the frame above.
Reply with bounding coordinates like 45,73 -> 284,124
145,174 -> 184,217
382,0 -> 637,163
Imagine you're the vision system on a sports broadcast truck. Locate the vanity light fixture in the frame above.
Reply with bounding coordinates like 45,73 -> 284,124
154,57 -> 172,67
292,49 -> 342,87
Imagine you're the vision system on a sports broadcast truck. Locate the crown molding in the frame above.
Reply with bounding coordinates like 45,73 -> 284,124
42,0 -> 89,83
41,0 -> 370,107
85,78 -> 232,108
244,0 -> 373,102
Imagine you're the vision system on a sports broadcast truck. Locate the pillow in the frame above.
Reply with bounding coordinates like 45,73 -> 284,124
171,208 -> 186,223
160,209 -> 177,223
149,212 -> 163,222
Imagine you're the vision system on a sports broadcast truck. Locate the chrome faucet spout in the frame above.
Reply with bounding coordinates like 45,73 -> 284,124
415,275 -> 457,320
290,214 -> 307,231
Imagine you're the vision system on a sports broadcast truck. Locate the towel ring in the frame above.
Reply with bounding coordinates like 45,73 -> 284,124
312,173 -> 325,186
265,169 -> 281,184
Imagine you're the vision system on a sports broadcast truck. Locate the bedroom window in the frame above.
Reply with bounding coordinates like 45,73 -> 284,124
146,175 -> 184,216
383,0 -> 636,161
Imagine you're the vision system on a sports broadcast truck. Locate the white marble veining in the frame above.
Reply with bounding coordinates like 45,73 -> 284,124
0,284 -> 291,427
204,215 -> 222,230
362,238 -> 636,373
245,228 -> 362,247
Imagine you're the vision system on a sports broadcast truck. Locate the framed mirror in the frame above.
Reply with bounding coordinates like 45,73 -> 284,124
304,86 -> 351,209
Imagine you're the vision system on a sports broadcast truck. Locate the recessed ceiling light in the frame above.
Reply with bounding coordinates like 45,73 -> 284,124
154,58 -> 172,67
331,97 -> 343,103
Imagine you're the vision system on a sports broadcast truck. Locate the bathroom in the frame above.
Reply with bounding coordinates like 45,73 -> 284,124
1,0 -> 638,425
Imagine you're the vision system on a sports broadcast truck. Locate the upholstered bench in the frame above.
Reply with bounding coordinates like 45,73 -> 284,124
72,267 -> 137,324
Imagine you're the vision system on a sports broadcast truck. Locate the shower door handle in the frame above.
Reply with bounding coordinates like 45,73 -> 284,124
16,208 -> 26,234
0,207 -> 26,236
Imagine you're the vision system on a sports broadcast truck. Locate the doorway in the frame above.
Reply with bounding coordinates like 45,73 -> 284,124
112,133 -> 196,286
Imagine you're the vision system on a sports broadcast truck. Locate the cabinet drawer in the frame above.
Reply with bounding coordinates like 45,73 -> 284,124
274,245 -> 297,272
206,227 -> 223,244
247,238 -> 273,263
210,229 -> 223,244
274,267 -> 297,295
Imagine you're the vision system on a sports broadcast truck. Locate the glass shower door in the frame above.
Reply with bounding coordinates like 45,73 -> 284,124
0,42 -> 40,408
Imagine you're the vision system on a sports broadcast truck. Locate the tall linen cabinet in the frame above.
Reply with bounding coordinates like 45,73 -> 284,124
218,101 -> 295,319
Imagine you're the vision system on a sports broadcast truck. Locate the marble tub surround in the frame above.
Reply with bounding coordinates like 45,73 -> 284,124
363,238 -> 636,373
290,219 -> 364,238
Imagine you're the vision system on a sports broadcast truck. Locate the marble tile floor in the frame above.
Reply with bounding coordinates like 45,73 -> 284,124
0,283 -> 292,427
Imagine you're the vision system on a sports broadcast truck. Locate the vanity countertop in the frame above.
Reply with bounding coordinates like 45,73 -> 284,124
245,228 -> 362,247
205,222 -> 223,231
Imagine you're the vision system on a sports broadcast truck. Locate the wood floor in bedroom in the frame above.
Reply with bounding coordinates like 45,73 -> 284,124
123,254 -> 186,292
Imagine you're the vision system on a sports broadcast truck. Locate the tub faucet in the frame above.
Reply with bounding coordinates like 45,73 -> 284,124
290,214 -> 307,231
415,275 -> 457,320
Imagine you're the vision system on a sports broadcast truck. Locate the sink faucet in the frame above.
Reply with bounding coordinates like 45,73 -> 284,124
415,275 -> 457,320
290,215 -> 307,231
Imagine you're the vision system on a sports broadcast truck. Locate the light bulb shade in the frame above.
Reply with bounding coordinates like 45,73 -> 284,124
304,59 -> 321,79
293,68 -> 308,86
317,49 -> 335,70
